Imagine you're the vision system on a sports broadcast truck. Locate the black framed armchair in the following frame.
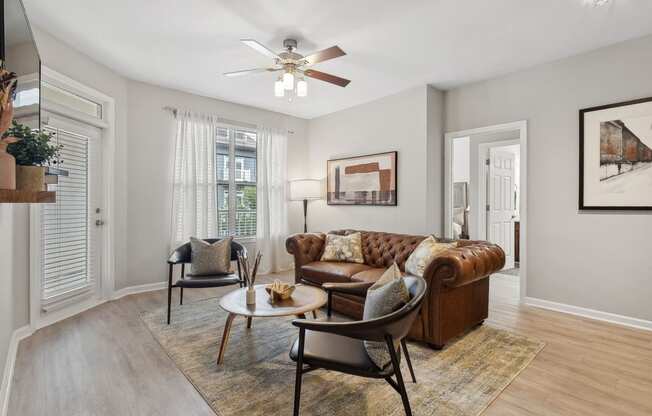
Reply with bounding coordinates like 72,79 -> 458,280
166,238 -> 246,324
289,275 -> 427,416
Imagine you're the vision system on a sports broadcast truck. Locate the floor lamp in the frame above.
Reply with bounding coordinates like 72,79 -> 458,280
289,179 -> 322,232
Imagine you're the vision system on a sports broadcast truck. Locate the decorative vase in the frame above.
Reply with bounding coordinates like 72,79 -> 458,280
0,142 -> 16,190
246,287 -> 256,305
16,165 -> 46,191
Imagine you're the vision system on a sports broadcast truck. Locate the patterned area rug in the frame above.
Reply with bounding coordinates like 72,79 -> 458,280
141,298 -> 543,416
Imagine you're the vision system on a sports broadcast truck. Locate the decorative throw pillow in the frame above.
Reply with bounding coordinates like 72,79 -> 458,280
320,232 -> 364,264
362,263 -> 409,368
190,237 -> 232,275
405,236 -> 457,277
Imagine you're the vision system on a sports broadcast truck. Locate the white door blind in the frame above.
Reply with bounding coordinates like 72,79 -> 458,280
41,128 -> 92,301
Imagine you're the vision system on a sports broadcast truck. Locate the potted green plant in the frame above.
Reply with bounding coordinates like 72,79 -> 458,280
3,120 -> 63,192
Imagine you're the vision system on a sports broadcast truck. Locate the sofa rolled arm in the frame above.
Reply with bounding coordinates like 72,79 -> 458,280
285,233 -> 326,283
423,241 -> 505,290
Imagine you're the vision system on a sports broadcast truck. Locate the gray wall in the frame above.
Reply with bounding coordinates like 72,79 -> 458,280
306,85 -> 445,236
446,34 -> 652,321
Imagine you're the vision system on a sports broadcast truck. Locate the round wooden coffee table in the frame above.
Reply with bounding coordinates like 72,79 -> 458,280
216,283 -> 327,365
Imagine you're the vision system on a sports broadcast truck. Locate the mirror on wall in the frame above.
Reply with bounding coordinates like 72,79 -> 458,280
2,0 -> 40,128
451,136 -> 471,240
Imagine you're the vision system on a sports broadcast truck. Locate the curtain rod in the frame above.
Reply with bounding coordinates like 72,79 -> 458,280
163,106 -> 294,134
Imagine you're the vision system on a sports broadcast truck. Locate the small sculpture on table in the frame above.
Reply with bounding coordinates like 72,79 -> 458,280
265,280 -> 296,304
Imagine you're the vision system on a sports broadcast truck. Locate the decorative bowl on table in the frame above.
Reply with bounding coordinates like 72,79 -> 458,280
265,280 -> 295,303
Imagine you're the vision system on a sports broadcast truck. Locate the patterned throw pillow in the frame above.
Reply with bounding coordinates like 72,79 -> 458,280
320,232 -> 364,264
405,236 -> 457,277
190,237 -> 232,275
363,263 -> 409,368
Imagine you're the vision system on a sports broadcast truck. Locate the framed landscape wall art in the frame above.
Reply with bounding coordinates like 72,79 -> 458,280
327,151 -> 397,206
579,97 -> 652,210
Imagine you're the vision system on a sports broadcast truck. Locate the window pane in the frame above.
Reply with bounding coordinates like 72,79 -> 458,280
217,184 -> 229,236
217,152 -> 229,181
42,81 -> 102,119
217,184 -> 229,211
217,127 -> 229,145
235,130 -> 256,149
234,130 -> 256,183
236,184 -> 256,236
215,128 -> 256,238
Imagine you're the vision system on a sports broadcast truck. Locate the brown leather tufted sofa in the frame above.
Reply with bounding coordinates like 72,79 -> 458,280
286,230 -> 505,348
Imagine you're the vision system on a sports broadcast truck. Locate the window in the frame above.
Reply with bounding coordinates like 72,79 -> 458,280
42,81 -> 103,119
216,127 -> 257,237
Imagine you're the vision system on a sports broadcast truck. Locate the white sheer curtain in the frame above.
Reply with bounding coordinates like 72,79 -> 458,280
256,126 -> 291,273
170,110 -> 219,249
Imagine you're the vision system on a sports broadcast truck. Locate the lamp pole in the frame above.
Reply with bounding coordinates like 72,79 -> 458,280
303,199 -> 308,233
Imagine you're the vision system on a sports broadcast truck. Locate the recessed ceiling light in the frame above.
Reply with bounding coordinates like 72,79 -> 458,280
585,0 -> 611,7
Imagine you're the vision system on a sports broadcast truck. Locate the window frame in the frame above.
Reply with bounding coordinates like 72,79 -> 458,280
216,125 -> 257,240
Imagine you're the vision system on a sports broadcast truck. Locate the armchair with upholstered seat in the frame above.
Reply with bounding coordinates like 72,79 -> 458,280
289,275 -> 427,416
166,238 -> 246,324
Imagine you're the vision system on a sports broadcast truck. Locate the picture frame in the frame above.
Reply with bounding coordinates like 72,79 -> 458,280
579,96 -> 652,210
326,151 -> 397,206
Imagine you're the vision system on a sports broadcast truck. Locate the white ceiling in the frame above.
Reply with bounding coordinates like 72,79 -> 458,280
22,0 -> 652,119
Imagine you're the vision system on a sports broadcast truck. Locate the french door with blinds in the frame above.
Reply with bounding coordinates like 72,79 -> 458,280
36,115 -> 103,313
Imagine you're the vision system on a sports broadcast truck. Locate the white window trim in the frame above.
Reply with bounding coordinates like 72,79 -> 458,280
29,66 -> 116,331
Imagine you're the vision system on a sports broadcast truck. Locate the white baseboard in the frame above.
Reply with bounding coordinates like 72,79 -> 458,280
111,281 -> 168,300
0,326 -> 33,416
524,297 -> 652,332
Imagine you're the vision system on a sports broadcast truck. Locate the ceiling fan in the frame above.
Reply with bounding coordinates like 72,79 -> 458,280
223,38 -> 350,98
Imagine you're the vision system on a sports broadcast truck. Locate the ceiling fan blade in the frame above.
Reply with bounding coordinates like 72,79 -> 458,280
240,39 -> 280,59
303,69 -> 351,87
223,68 -> 279,77
303,46 -> 346,66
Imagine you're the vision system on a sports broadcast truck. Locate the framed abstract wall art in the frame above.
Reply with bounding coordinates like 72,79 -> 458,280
579,97 -> 652,210
327,151 -> 397,206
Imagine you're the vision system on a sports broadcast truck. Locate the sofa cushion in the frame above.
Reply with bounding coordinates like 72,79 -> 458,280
405,236 -> 457,277
301,261 -> 372,285
351,268 -> 392,284
363,263 -> 409,368
189,237 -> 232,275
321,232 -> 365,263
328,230 -> 425,269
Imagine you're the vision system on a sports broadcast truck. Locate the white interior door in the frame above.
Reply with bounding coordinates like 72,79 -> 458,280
37,114 -> 103,315
488,149 -> 516,269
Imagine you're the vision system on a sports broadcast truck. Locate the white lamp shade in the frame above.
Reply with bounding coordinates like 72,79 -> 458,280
296,79 -> 307,97
283,72 -> 294,90
274,79 -> 285,97
289,179 -> 322,201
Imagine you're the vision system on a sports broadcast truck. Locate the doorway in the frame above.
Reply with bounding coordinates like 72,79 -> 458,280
28,67 -> 115,330
444,121 -> 527,302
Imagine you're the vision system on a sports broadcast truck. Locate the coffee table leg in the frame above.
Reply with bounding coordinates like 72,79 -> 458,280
217,313 -> 236,365
311,310 -> 318,319
246,317 -> 252,329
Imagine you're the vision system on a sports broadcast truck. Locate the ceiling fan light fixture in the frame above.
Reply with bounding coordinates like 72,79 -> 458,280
274,79 -> 285,97
283,72 -> 295,90
226,38 -> 350,100
297,79 -> 308,97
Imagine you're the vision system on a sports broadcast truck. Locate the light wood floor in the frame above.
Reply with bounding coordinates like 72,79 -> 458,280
9,271 -> 652,416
